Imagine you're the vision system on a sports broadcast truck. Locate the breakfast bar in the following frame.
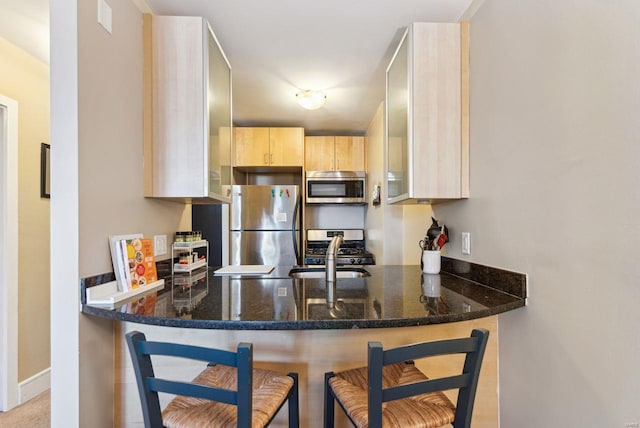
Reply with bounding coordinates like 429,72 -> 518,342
82,258 -> 526,427
83,258 -> 525,328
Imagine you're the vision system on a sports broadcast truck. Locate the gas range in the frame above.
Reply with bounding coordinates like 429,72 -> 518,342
304,229 -> 375,266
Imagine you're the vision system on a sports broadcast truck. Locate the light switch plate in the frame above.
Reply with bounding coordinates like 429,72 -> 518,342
98,0 -> 112,34
462,232 -> 471,255
154,235 -> 167,256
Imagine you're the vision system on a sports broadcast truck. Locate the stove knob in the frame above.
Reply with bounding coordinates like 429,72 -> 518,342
350,258 -> 356,264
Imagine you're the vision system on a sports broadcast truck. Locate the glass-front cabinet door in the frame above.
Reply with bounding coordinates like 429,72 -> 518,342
386,28 -> 409,203
207,25 -> 232,202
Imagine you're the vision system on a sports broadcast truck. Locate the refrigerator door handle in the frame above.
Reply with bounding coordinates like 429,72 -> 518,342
292,193 -> 301,265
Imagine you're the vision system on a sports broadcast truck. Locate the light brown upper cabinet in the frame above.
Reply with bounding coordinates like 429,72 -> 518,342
305,136 -> 365,171
386,22 -> 469,204
234,128 -> 269,166
143,15 -> 232,203
234,127 -> 304,167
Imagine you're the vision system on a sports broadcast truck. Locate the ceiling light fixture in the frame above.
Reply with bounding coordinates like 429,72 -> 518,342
296,90 -> 327,110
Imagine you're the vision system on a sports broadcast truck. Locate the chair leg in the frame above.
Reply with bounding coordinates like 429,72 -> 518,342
324,372 -> 336,428
287,372 -> 299,428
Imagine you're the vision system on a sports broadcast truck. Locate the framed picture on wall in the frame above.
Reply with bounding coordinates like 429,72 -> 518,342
41,142 -> 50,198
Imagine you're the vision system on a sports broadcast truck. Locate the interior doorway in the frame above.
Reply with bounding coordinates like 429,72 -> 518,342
0,94 -> 19,412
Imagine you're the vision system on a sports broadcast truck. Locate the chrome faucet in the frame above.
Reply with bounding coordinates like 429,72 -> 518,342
325,234 -> 344,284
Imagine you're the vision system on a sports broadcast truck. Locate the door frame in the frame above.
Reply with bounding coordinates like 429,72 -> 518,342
0,94 -> 19,412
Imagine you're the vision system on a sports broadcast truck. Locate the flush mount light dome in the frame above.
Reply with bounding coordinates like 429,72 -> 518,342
296,90 -> 327,110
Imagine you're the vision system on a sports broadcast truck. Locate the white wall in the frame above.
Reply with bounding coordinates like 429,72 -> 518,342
434,1 -> 640,425
50,0 -> 190,426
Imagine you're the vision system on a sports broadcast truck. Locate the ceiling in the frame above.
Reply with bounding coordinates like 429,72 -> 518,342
0,0 -> 480,135
0,0 -> 49,64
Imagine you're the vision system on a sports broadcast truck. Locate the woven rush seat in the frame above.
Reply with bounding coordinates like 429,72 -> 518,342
163,365 -> 294,428
328,362 -> 455,428
324,329 -> 489,428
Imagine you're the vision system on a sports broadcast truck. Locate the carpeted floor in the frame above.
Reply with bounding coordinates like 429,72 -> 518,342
0,389 -> 50,428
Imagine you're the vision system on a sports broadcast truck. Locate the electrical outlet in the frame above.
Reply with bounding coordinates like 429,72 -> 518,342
154,235 -> 167,256
462,232 -> 471,255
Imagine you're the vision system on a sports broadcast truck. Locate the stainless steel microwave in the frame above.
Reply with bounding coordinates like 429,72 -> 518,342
305,171 -> 366,204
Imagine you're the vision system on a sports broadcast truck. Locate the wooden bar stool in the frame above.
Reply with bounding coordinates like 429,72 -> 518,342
324,329 -> 489,428
126,331 -> 299,428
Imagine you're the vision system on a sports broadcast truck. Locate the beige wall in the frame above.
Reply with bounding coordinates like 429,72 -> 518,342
77,2 -> 190,276
433,0 -> 640,426
51,0 -> 190,426
78,0 -> 191,423
364,102 -> 433,265
0,37 -> 50,382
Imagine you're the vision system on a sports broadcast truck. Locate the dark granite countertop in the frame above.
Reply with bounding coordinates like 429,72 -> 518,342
81,258 -> 526,330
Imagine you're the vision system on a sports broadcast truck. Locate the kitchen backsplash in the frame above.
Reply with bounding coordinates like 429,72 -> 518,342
305,205 -> 366,230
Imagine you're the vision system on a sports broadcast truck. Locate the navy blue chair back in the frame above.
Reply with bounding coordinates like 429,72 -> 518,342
324,328 -> 489,428
126,331 -> 298,428
368,328 -> 489,428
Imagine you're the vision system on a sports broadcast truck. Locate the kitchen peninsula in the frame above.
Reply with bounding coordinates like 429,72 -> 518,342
83,258 -> 525,328
82,258 -> 525,428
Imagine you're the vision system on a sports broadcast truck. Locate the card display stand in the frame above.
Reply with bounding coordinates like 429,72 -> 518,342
86,279 -> 165,308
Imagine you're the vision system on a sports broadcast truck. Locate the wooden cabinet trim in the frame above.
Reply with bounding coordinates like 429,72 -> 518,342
460,21 -> 470,198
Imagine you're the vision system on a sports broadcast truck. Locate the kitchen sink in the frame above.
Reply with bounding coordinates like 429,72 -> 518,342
288,267 -> 371,279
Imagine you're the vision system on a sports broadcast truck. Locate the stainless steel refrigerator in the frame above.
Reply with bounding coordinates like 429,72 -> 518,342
230,185 -> 301,266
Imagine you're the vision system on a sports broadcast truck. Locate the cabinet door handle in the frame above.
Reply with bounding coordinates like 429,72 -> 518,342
331,159 -> 334,170
270,153 -> 274,164
337,159 -> 340,170
264,153 -> 268,165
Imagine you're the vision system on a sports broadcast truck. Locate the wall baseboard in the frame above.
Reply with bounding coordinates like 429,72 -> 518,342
19,367 -> 50,404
